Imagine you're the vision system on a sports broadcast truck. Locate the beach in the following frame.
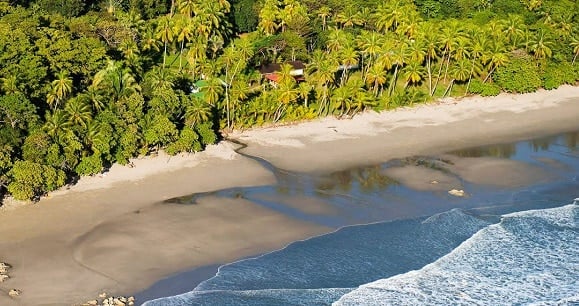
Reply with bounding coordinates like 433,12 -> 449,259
0,86 -> 578,305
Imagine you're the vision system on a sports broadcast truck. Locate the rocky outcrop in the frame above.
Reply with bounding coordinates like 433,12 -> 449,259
80,293 -> 135,306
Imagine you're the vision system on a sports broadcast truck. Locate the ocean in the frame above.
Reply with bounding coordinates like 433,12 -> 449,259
141,132 -> 578,305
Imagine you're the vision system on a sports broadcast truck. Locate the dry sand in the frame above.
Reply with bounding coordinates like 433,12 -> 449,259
0,86 -> 578,305
232,85 -> 579,173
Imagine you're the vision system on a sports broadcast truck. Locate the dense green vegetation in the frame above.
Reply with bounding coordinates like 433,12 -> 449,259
1,0 -> 579,201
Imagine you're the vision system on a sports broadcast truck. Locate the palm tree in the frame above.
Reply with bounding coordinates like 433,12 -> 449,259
483,42 -> 509,83
326,29 -> 348,53
297,82 -> 312,107
434,20 -> 464,95
571,35 -> 579,65
49,71 -> 73,109
529,29 -> 554,59
147,66 -> 175,94
64,97 -> 92,129
201,77 -> 223,106
466,31 -> 488,93
258,0 -> 280,35
155,16 -> 175,68
43,110 -> 72,140
185,96 -> 212,127
388,43 -> 408,96
444,59 -> 470,97
357,31 -> 384,81
502,14 -> 525,50
307,51 -> 338,115
419,23 -> 439,96
334,5 -> 362,29
316,6 -> 332,31
365,63 -> 387,96
93,61 -> 141,102
84,120 -> 105,155
339,46 -> 359,85
175,15 -> 194,70
178,0 -> 197,17
118,39 -> 141,69
81,87 -> 106,113
401,61 -> 425,89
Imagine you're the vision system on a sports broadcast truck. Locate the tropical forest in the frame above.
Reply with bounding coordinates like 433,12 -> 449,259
0,0 -> 578,201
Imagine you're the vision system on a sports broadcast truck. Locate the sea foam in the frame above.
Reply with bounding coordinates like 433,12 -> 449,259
334,203 -> 579,306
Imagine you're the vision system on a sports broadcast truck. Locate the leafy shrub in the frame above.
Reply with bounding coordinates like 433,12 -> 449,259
75,154 -> 103,176
541,61 -> 577,90
493,57 -> 541,93
468,79 -> 501,96
166,127 -> 202,155
8,161 -> 66,200
195,122 -> 217,147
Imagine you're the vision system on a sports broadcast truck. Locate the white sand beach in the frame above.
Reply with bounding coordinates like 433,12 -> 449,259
0,86 -> 578,305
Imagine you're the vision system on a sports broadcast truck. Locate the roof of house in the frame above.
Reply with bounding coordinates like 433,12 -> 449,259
259,61 -> 306,74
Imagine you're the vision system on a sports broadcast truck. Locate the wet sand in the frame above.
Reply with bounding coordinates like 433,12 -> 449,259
0,86 -> 578,305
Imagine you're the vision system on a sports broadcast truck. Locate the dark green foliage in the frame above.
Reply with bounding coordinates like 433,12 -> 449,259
7,161 -> 66,200
541,62 -> 577,90
468,80 -> 501,96
35,0 -> 86,17
232,0 -> 259,33
1,0 -> 578,202
166,127 -> 202,155
493,57 -> 542,93
75,153 -> 104,176
195,122 -> 218,147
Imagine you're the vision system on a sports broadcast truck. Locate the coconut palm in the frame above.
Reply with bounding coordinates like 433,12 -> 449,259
571,35 -> 579,65
316,6 -> 332,31
297,82 -> 312,107
185,96 -> 212,127
529,29 -> 554,59
64,97 -> 92,129
334,5 -> 362,29
502,14 -> 525,49
388,43 -> 408,96
401,61 -> 425,89
175,15 -> 194,70
178,0 -> 197,17
365,62 -> 387,96
444,58 -> 470,97
338,46 -> 359,85
43,110 -> 72,140
483,42 -> 509,83
49,71 -> 74,109
155,16 -> 175,68
326,29 -> 348,53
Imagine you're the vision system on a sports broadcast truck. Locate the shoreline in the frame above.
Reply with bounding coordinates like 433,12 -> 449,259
0,86 -> 578,305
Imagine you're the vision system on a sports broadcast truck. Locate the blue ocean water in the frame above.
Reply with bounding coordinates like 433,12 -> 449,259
143,132 -> 579,305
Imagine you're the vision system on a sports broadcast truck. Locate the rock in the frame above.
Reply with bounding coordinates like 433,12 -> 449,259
127,297 -> 135,302
119,297 -> 127,302
448,189 -> 466,197
0,274 -> 9,282
128,302 -> 134,306
0,262 -> 11,269
8,289 -> 21,297
99,292 -> 107,298
430,180 -> 439,184
86,300 -> 98,305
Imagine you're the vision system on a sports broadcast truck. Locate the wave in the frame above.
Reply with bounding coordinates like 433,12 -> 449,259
334,203 -> 579,306
144,209 -> 491,305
